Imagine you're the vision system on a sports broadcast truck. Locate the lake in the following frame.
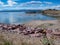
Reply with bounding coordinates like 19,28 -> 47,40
0,12 -> 56,24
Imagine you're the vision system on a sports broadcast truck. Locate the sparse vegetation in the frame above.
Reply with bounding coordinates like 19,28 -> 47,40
42,9 -> 60,16
0,35 -> 13,45
0,20 -> 60,45
0,33 -> 43,45
36,23 -> 54,29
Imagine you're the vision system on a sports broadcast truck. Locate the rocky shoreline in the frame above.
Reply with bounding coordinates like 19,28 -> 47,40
0,20 -> 60,37
0,23 -> 47,37
0,20 -> 60,45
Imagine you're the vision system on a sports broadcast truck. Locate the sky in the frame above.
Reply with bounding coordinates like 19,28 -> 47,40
0,0 -> 60,10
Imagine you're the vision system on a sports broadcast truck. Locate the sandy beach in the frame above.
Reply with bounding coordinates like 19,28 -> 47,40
25,20 -> 60,28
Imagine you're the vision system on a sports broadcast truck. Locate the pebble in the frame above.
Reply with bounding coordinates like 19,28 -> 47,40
0,23 -> 54,37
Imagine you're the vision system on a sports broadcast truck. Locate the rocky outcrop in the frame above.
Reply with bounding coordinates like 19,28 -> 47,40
42,9 -> 60,16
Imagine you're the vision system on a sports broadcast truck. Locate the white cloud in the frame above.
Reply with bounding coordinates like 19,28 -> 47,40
0,1 -> 53,7
0,0 -> 56,10
18,1 -> 53,7
49,5 -> 60,10
7,0 -> 17,6
53,5 -> 60,8
19,1 -> 43,7
1,0 -> 18,7
41,5 -> 60,10
26,1 -> 42,4
44,1 -> 53,4
0,1 -> 4,5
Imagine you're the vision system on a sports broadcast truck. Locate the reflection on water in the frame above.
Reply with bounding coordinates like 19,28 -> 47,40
0,12 -> 55,24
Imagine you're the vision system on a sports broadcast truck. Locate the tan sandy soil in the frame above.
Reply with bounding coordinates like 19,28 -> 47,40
25,20 -> 60,28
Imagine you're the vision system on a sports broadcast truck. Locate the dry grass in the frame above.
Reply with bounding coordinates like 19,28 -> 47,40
0,34 -> 13,45
1,31 -> 58,45
0,20 -> 60,45
0,29 -> 60,45
0,32 -> 43,45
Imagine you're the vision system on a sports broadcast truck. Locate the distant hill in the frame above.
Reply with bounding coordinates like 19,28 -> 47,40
42,9 -> 60,16
0,10 -> 42,12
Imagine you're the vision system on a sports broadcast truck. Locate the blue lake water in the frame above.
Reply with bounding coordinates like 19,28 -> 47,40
0,12 -> 55,24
